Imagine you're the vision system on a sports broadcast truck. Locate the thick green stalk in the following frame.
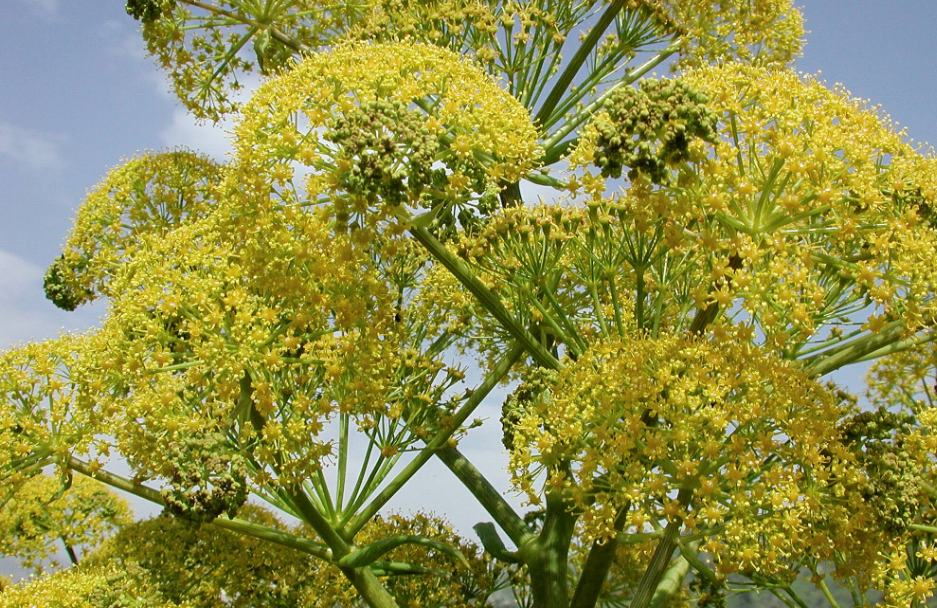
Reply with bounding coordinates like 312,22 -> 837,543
407,223 -> 561,370
435,446 -> 534,549
345,341 -> 526,536
648,541 -> 700,608
630,521 -> 681,608
776,587 -> 811,608
527,488 -> 578,608
285,484 -> 402,608
67,457 -> 164,504
629,489 -> 692,608
211,516 -> 332,561
570,507 -> 629,608
804,320 -> 909,377
500,181 -> 524,207
534,0 -> 629,129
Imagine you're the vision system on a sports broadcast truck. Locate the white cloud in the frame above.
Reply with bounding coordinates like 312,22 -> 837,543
108,25 -> 151,64
0,250 -> 104,350
160,108 -> 235,161
158,72 -> 263,161
0,122 -> 66,171
19,0 -> 58,17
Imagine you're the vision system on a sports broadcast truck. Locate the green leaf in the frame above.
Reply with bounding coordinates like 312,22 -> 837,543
473,522 -> 521,563
254,29 -> 272,74
337,535 -> 470,570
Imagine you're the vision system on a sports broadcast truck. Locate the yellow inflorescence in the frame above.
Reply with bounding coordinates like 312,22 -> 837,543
227,40 -> 541,216
868,340 -> 937,414
49,150 -> 221,309
0,564 -> 188,608
0,332 -> 116,479
96,213 -> 401,489
654,0 -> 804,68
570,63 -> 937,350
508,335 -> 854,572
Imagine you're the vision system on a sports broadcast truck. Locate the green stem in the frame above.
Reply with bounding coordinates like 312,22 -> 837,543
534,0 -> 629,129
345,341 -> 526,536
542,284 -> 588,355
336,412 -> 349,513
67,457 -> 164,504
588,280 -> 611,339
780,587 -> 811,608
803,320 -> 909,377
675,537 -> 720,584
855,328 -> 937,363
286,485 -> 401,608
817,577 -> 842,608
288,483 -> 350,551
570,507 -> 629,608
211,516 -> 332,561
347,432 -> 377,518
527,486 -> 577,608
630,489 -> 692,608
522,286 -> 578,354
769,588 -> 802,608
608,272 -> 626,338
61,538 -> 79,566
407,223 -> 561,370
435,446 -> 534,549
636,268 -> 646,330
648,540 -> 700,608
500,181 -> 524,208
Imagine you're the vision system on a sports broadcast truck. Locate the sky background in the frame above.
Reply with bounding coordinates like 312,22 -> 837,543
1,0 -> 937,581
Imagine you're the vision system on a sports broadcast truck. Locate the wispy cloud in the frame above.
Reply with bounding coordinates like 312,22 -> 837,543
160,109 -> 234,161
158,72 -> 262,161
19,0 -> 59,18
0,122 -> 66,171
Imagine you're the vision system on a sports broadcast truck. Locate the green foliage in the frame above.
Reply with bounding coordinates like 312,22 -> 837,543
0,474 -> 131,575
125,0 -> 174,24
158,431 -> 250,524
591,78 -> 717,184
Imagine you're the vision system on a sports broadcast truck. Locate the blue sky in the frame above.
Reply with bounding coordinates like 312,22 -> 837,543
1,0 -> 936,578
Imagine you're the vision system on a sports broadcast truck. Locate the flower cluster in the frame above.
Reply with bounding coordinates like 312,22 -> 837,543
158,431 -> 249,523
570,63 -> 937,354
226,40 -> 540,231
867,340 -> 937,414
0,333 -> 113,483
0,473 -> 131,574
93,212 -> 452,492
0,563 -> 183,608
591,78 -> 717,184
654,0 -> 804,68
85,504 -> 321,607
508,335 -> 853,575
136,1 -> 804,123
140,0 -> 351,120
45,150 -> 220,310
